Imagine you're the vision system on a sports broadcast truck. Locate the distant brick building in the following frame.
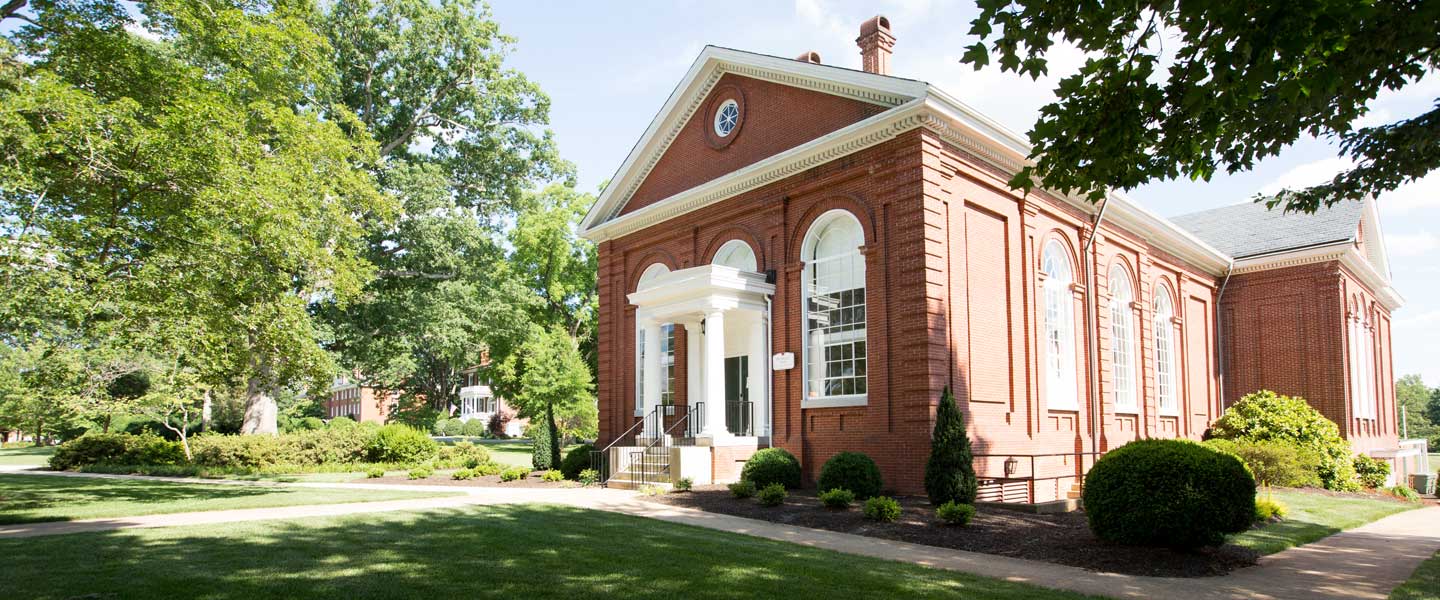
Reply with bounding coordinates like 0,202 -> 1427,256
579,16 -> 1407,501
325,381 -> 395,424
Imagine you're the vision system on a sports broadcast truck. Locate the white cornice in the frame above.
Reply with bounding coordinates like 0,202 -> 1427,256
1232,243 -> 1403,310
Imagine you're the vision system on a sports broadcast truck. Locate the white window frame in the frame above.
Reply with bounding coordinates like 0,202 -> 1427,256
1042,240 -> 1079,411
1153,283 -> 1179,416
713,239 -> 758,271
714,99 -> 740,137
801,210 -> 867,409
1108,265 -> 1138,414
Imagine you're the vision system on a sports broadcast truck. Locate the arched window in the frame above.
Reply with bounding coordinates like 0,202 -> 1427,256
1042,240 -> 1078,410
802,211 -> 866,405
712,239 -> 758,271
1153,283 -> 1178,415
636,264 -> 675,414
1359,308 -> 1377,420
1108,265 -> 1137,413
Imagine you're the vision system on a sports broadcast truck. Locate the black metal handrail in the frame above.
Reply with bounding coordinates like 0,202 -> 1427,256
691,400 -> 754,437
592,403 -> 694,487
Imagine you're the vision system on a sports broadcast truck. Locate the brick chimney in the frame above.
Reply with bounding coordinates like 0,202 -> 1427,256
856,15 -> 894,75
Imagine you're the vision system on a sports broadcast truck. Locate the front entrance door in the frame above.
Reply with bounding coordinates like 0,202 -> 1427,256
724,356 -> 751,436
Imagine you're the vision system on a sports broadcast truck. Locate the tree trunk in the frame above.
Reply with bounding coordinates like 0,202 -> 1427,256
242,361 -> 278,435
201,389 -> 213,432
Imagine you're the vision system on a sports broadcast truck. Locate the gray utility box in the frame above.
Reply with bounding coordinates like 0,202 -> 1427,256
1410,473 -> 1434,496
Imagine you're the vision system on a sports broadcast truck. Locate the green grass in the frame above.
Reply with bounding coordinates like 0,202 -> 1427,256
481,440 -> 579,469
1392,550 -> 1440,600
0,474 -> 461,524
0,504 -> 1098,600
1229,489 -> 1420,555
0,445 -> 55,466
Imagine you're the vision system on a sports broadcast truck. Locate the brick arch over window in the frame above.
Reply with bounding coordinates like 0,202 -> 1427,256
786,196 -> 876,263
701,227 -> 766,271
627,251 -> 679,293
1036,230 -> 1086,285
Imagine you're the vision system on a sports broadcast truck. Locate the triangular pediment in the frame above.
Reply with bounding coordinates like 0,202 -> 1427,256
580,47 -> 925,235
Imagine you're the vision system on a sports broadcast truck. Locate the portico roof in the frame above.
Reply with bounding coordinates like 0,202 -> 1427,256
627,264 -> 775,322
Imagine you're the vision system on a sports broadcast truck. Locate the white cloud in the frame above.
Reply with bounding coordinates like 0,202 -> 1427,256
1257,157 -> 1354,196
1378,171 -> 1440,215
1386,231 -> 1440,258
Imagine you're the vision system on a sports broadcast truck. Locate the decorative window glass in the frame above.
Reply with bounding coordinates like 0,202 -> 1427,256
1108,265 -> 1137,413
635,264 -> 673,415
1358,313 -> 1377,420
714,99 -> 740,137
1153,284 -> 1178,414
1042,240 -> 1079,410
713,239 -> 758,271
660,325 -> 676,405
803,211 -> 867,403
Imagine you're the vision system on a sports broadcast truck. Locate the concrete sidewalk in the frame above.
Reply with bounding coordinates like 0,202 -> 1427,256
3,470 -> 1436,600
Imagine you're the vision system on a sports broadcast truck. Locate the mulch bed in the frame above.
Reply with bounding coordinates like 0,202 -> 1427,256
364,470 -> 578,489
642,486 -> 1259,578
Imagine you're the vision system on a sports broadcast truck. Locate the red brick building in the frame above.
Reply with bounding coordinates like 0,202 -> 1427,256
580,17 -> 1406,501
325,380 -> 395,424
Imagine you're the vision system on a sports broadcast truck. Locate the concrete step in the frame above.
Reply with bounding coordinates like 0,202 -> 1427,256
607,477 -> 673,490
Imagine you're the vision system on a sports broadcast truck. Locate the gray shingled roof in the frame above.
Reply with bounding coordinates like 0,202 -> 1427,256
1170,200 -> 1362,259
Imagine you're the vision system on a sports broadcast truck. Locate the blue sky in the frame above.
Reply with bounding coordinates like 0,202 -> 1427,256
492,0 -> 1440,388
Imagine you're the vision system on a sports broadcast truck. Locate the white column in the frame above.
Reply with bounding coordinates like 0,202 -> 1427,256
684,321 -> 702,424
701,310 -> 728,440
747,314 -> 765,438
642,319 -> 662,420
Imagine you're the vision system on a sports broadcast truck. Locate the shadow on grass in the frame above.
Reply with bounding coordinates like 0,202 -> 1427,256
0,504 -> 1094,600
0,475 -> 289,525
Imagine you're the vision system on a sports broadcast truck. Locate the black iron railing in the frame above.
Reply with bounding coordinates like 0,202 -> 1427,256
692,400 -> 753,437
591,404 -> 694,487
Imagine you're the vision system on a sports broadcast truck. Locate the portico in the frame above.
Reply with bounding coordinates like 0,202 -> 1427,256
629,264 -> 774,446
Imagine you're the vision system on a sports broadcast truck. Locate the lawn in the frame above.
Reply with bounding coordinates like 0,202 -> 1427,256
0,474 -> 461,524
1230,489 -> 1420,555
479,439 -> 580,469
1392,550 -> 1440,600
0,445 -> 56,466
0,504 -> 1099,600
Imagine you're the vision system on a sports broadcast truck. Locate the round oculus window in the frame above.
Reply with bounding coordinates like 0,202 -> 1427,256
713,99 -> 740,137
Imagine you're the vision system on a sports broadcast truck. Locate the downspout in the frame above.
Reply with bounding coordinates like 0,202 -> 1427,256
1082,196 -> 1112,466
1214,260 -> 1235,410
764,294 -> 774,448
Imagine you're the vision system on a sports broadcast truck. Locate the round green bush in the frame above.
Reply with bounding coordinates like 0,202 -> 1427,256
818,488 -> 855,509
560,443 -> 596,480
443,418 -> 468,437
461,418 -> 487,437
935,501 -> 976,526
1353,455 -> 1390,489
431,418 -> 451,436
1203,438 -> 1322,488
740,448 -> 801,489
757,482 -> 788,506
365,424 -> 439,464
1209,390 -> 1358,491
818,451 -> 883,499
863,496 -> 901,522
1084,439 -> 1256,549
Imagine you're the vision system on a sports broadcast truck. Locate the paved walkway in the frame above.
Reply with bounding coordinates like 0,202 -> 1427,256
3,469 -> 1436,600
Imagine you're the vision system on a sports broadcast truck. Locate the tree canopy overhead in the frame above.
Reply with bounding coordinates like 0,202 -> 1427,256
961,0 -> 1440,213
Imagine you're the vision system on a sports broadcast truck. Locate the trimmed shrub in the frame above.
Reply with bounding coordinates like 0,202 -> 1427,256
407,466 -> 433,480
728,480 -> 757,499
443,418 -> 468,437
435,441 -> 491,469
864,496 -> 901,522
818,488 -> 855,509
431,419 -> 451,436
1353,455 -> 1390,489
283,426 -> 376,465
366,425 -> 439,464
298,417 -> 325,431
1254,497 -> 1287,521
818,451 -> 883,499
49,433 -> 185,470
925,387 -> 978,506
578,468 -> 600,486
328,416 -> 356,429
189,434 -> 285,469
499,466 -> 529,482
452,468 -> 475,480
560,444 -> 596,480
365,466 -> 386,478
473,462 -> 504,477
740,448 -> 801,489
461,418 -> 487,437
541,469 -> 564,482
1084,439 -> 1256,549
935,501 -> 976,526
757,483 -> 788,506
1203,438 -> 1322,488
1208,390 -> 1358,491
675,477 -> 693,492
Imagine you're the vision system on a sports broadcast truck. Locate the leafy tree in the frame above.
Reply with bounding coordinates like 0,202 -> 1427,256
961,1 -> 1440,212
317,0 -> 567,415
1395,374 -> 1435,438
1427,388 -> 1440,431
504,326 -> 591,470
925,387 -> 978,505
1,0 -> 391,435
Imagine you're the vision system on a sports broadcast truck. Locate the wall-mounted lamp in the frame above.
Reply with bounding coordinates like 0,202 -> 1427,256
1004,456 -> 1019,477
